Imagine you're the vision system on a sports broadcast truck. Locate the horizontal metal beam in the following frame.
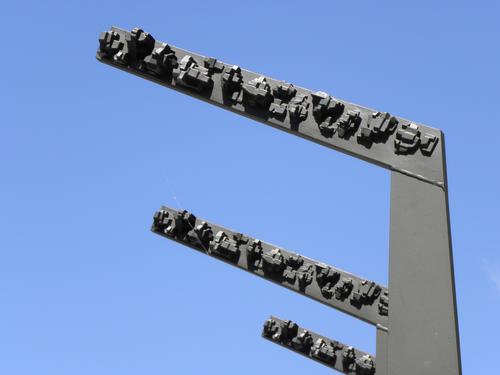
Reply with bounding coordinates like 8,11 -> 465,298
151,206 -> 389,326
97,27 -> 445,187
262,316 -> 376,374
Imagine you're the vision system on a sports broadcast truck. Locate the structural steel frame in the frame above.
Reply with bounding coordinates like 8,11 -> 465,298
97,27 -> 461,375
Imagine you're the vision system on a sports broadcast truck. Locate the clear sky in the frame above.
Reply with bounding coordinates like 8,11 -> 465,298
2,1 -> 499,374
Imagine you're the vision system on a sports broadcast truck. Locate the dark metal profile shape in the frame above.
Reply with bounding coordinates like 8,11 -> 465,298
151,207 -> 389,327
97,27 -> 461,375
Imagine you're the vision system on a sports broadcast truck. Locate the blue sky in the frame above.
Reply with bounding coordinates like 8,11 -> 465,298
2,1 -> 499,374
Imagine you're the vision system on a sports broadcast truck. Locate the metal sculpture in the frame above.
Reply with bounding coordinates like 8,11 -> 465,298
97,26 -> 461,375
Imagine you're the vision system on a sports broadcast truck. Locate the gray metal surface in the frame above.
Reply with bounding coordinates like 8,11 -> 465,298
97,27 -> 445,187
263,316 -> 376,374
152,206 -> 388,326
97,26 -> 462,375
388,171 -> 461,375
375,326 -> 388,375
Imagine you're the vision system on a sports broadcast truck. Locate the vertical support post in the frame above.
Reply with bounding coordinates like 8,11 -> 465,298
376,325 -> 388,375
388,168 -> 461,375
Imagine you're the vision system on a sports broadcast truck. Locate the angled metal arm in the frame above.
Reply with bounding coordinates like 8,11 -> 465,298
152,206 -> 388,326
262,316 -> 376,374
96,26 -> 445,187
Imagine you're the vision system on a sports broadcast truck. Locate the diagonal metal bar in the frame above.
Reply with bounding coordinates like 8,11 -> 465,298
262,316 -> 376,374
97,26 -> 445,187
151,206 -> 388,326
